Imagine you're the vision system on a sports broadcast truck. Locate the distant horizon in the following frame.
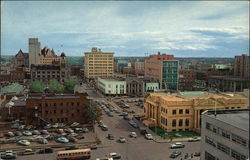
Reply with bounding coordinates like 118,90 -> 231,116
1,1 -> 249,57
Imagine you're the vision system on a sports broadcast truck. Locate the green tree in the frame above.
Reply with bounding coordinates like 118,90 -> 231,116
86,101 -> 102,124
48,79 -> 64,93
30,80 -> 45,93
64,76 -> 78,93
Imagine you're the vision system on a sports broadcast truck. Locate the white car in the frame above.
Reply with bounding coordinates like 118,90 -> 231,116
145,134 -> 153,140
170,142 -> 185,149
129,132 -> 137,138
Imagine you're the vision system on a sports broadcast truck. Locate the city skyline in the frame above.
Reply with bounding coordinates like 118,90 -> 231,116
1,1 -> 249,57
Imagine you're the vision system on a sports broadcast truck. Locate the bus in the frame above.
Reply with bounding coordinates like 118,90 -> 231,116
57,148 -> 91,160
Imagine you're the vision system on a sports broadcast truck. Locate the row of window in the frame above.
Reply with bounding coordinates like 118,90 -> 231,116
44,109 -> 80,114
161,108 -> 190,115
206,122 -> 248,148
205,136 -> 247,160
37,102 -> 80,107
160,117 -> 190,127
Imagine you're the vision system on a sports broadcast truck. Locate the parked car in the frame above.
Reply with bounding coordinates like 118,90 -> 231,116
101,125 -> 108,131
139,127 -> 148,136
107,112 -> 114,117
57,137 -> 69,143
194,152 -> 201,157
188,136 -> 201,142
107,134 -> 114,140
118,136 -> 126,143
68,133 -> 78,137
15,131 -> 23,136
22,131 -> 32,136
89,145 -> 97,150
123,115 -> 130,120
67,136 -> 78,143
5,132 -> 15,137
70,122 -> 80,128
145,134 -> 153,140
128,120 -> 138,128
18,140 -> 30,146
11,123 -> 20,129
20,149 -> 36,155
0,150 -> 17,159
41,130 -> 49,135
56,129 -> 65,134
169,150 -> 181,158
82,127 -> 89,133
65,128 -> 74,133
109,152 -> 122,159
37,138 -> 48,144
37,148 -> 53,154
170,142 -> 185,149
32,130 -> 41,135
65,146 -> 79,150
129,132 -> 137,138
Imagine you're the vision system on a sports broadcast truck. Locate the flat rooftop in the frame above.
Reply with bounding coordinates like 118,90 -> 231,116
204,109 -> 249,131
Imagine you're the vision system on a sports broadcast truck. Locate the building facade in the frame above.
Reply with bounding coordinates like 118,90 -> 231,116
234,54 -> 249,79
143,91 -> 249,132
201,109 -> 249,160
179,69 -> 196,91
30,53 -> 68,84
39,47 -> 61,64
97,77 -> 126,96
144,52 -> 178,90
29,38 -> 41,66
84,47 -> 114,80
13,49 -> 29,68
0,93 -> 90,125
132,61 -> 144,75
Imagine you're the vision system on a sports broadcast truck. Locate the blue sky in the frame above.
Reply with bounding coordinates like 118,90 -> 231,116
1,1 -> 249,57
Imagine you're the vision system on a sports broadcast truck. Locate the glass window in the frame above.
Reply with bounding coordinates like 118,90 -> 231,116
205,136 -> 216,148
231,149 -> 246,160
205,151 -> 217,160
217,142 -> 230,155
185,109 -> 189,114
172,110 -> 176,115
179,109 -> 183,114
185,119 -> 189,126
179,119 -> 183,126
232,134 -> 247,147
172,119 -> 176,127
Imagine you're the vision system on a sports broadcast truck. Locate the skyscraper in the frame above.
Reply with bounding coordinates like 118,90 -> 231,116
29,38 -> 41,66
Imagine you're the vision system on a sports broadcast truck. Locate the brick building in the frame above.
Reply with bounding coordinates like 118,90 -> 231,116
0,93 -> 90,125
234,54 -> 249,79
179,69 -> 196,91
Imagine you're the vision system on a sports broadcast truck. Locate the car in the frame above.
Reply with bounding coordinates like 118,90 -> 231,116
18,139 -> 30,146
170,142 -> 185,149
65,128 -> 74,133
145,134 -> 153,140
20,149 -> 36,155
11,123 -> 20,129
44,124 -> 51,129
118,136 -> 126,143
0,150 -> 17,159
32,130 -> 41,135
70,122 -> 80,128
68,133 -> 78,137
37,148 -> 53,154
37,138 -> 48,144
123,115 -> 130,120
89,145 -> 97,150
107,134 -> 114,140
139,127 -> 148,135
65,146 -> 79,150
82,127 -> 89,133
107,112 -> 114,117
188,136 -> 201,142
15,131 -> 23,136
101,125 -> 108,131
128,120 -> 138,128
22,131 -> 32,136
56,129 -> 65,134
5,132 -> 15,137
119,112 -> 128,116
52,123 -> 59,128
57,137 -> 69,143
67,136 -> 78,142
109,152 -> 122,159
194,152 -> 201,157
129,132 -> 137,138
41,130 -> 49,135
169,150 -> 181,158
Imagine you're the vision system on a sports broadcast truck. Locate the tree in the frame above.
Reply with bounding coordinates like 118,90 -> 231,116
48,79 -> 64,93
86,101 -> 102,124
64,76 -> 78,93
30,80 -> 45,93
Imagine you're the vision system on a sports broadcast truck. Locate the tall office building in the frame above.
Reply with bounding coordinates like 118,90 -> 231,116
234,54 -> 249,79
29,38 -> 41,66
84,47 -> 114,80
201,109 -> 249,160
144,52 -> 178,90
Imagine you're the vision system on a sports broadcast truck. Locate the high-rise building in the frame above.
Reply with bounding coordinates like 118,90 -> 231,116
144,52 -> 178,90
84,47 -> 114,80
234,54 -> 249,79
29,38 -> 41,66
201,109 -> 249,160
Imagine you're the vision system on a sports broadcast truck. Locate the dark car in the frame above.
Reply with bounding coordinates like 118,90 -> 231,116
38,148 -> 54,154
123,115 -> 129,120
89,145 -> 97,150
169,150 -> 181,158
107,134 -> 114,140
194,152 -> 201,157
65,146 -> 79,150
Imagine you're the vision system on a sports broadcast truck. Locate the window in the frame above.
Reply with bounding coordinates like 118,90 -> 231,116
165,118 -> 167,126
220,128 -> 230,139
205,136 -> 216,148
54,103 -> 56,107
206,122 -> 211,130
217,142 -> 230,155
71,102 -> 74,106
172,119 -> 176,127
61,103 -> 63,106
232,134 -> 247,147
212,126 -> 217,134
172,110 -> 176,115
61,110 -> 63,114
205,151 -> 216,160
185,109 -> 189,114
179,109 -> 183,114
77,102 -> 80,106
185,119 -> 189,126
54,110 -> 56,114
231,149 -> 246,160
179,119 -> 183,126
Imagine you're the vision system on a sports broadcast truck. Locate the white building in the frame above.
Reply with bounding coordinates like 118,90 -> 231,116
97,77 -> 126,96
201,109 -> 249,160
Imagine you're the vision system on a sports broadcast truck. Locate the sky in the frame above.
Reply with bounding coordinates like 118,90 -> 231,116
1,1 -> 249,57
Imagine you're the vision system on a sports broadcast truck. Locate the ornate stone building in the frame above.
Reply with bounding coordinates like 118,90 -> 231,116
143,91 -> 249,132
13,49 -> 29,68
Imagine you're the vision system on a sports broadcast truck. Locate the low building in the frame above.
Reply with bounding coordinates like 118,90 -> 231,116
97,77 -> 126,96
0,93 -> 90,125
143,91 -> 249,132
0,67 -> 29,84
126,78 -> 159,97
201,109 -> 249,160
